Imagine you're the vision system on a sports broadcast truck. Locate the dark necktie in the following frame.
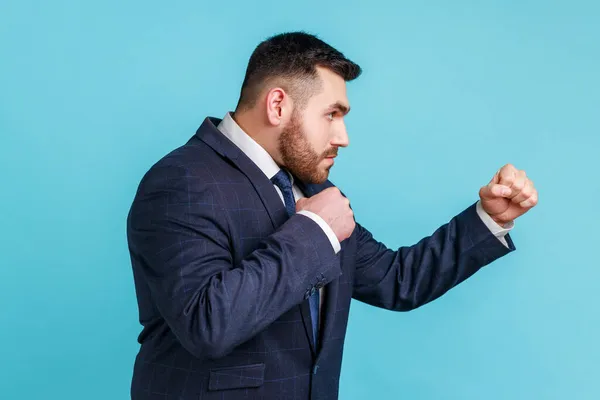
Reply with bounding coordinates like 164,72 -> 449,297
271,169 -> 320,346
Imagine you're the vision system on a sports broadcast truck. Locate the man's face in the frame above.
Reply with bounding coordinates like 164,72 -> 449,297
278,67 -> 350,184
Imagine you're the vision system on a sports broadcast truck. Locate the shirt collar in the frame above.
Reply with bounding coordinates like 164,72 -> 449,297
216,112 -> 291,182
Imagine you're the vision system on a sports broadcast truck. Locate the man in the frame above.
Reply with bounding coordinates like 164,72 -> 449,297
126,32 -> 538,399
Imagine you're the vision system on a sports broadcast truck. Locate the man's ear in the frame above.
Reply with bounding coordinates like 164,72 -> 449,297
265,87 -> 292,127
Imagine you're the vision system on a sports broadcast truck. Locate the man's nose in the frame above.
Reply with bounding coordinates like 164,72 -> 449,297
331,122 -> 349,148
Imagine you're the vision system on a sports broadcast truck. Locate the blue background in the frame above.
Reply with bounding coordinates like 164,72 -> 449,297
1,1 -> 598,399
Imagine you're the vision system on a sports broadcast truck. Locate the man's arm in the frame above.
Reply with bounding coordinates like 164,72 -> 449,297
352,202 -> 515,311
127,165 -> 340,359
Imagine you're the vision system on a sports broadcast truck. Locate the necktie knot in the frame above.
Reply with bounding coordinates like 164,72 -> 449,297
271,169 -> 293,192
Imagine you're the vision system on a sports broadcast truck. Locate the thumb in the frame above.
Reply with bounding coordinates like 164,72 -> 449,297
295,197 -> 307,210
480,183 -> 512,199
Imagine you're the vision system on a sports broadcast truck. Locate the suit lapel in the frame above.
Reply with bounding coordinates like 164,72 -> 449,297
195,117 -> 288,229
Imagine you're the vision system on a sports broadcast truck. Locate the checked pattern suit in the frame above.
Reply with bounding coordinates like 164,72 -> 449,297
126,116 -> 515,399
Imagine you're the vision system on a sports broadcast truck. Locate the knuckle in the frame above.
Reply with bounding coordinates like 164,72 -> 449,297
523,193 -> 538,207
531,193 -> 539,204
520,187 -> 532,198
528,179 -> 535,189
513,181 -> 525,191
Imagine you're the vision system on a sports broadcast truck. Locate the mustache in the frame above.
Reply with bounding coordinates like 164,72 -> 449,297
323,148 -> 338,158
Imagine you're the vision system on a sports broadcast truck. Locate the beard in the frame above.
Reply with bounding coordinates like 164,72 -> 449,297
278,110 -> 337,184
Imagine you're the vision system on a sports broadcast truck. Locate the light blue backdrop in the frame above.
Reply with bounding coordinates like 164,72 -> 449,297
1,1 -> 598,399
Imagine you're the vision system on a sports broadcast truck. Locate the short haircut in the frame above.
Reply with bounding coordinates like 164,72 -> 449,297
235,31 -> 362,111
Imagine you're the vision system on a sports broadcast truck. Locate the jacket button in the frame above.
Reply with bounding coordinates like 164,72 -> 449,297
313,365 -> 319,375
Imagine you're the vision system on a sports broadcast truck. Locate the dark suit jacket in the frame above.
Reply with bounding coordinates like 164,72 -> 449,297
126,117 -> 515,399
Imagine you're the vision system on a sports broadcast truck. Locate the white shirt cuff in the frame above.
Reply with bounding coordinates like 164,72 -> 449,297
296,210 -> 341,253
476,200 -> 514,248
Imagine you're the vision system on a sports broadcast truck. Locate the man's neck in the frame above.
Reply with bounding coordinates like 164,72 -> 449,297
232,111 -> 281,165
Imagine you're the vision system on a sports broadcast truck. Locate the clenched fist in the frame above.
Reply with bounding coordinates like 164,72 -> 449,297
296,187 -> 355,242
479,164 -> 539,226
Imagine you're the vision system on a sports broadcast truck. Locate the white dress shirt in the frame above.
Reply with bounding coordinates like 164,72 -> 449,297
216,112 -> 513,322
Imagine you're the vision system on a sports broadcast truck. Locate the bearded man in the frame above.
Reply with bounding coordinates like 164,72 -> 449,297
126,31 -> 538,400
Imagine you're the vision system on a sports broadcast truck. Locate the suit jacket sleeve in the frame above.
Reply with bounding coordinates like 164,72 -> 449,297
127,165 -> 341,359
352,202 -> 516,311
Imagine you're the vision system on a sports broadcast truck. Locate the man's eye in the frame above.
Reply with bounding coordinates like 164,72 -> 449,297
327,112 -> 335,120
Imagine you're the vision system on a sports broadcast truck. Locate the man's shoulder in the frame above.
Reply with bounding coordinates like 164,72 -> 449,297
133,134 -> 231,195
153,134 -> 221,168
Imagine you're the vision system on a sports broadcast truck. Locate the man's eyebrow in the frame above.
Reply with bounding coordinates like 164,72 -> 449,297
328,102 -> 350,115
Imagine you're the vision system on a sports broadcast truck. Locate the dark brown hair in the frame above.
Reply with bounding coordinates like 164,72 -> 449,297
235,31 -> 362,111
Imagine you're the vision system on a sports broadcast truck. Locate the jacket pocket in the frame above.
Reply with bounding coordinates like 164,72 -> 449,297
208,363 -> 265,391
